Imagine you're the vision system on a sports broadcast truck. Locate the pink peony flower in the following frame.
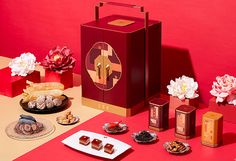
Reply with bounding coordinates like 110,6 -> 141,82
42,46 -> 76,74
210,74 -> 236,105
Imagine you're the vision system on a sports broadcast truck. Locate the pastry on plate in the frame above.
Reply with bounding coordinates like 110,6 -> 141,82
91,139 -> 103,150
79,135 -> 90,145
104,143 -> 114,154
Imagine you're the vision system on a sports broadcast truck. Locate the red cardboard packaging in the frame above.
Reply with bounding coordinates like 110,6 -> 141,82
209,97 -> 236,123
0,67 -> 40,97
44,69 -> 73,89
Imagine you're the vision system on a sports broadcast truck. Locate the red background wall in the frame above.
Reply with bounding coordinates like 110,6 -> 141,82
0,0 -> 236,104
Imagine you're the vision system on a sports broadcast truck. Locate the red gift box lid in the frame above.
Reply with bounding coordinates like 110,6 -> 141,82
81,15 -> 160,33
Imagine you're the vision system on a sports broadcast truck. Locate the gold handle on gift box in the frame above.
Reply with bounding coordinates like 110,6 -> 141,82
97,63 -> 101,79
95,1 -> 150,104
105,64 -> 110,81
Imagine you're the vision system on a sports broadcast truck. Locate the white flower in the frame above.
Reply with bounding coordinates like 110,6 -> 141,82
167,75 -> 199,100
8,52 -> 38,76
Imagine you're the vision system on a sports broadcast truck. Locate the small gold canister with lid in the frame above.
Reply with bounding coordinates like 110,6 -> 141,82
201,111 -> 223,147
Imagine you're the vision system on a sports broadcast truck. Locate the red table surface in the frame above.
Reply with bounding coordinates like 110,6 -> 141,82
15,107 -> 236,161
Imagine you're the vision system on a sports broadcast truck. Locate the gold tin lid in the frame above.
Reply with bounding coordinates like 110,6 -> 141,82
203,111 -> 223,120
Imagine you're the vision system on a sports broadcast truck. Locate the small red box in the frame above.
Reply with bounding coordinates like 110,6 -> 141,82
169,96 -> 199,109
209,97 -> 236,123
44,69 -> 73,89
0,67 -> 40,97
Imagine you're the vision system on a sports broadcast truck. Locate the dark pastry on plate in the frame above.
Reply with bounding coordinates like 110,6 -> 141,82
91,139 -> 103,150
104,143 -> 114,154
14,114 -> 44,135
79,135 -> 90,145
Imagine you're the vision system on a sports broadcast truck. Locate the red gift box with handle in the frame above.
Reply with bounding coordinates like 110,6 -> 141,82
81,2 -> 161,116
44,69 -> 73,89
209,97 -> 236,123
0,67 -> 40,97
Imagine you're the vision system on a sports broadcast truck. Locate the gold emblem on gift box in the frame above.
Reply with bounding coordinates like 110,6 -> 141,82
108,19 -> 135,27
86,42 -> 122,91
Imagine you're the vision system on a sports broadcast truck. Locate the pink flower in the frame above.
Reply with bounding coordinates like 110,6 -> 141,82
42,46 -> 76,74
210,74 -> 236,105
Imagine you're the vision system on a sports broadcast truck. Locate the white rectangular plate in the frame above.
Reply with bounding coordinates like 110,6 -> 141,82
62,130 -> 131,159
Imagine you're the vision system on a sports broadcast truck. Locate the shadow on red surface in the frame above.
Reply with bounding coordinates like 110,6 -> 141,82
160,45 -> 196,94
223,132 -> 236,146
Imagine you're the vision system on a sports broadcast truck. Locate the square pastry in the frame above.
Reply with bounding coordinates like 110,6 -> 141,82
104,143 -> 114,154
79,135 -> 90,145
91,138 -> 103,150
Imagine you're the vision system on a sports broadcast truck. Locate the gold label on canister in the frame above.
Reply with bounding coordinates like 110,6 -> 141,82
203,119 -> 214,143
176,113 -> 186,135
150,106 -> 159,126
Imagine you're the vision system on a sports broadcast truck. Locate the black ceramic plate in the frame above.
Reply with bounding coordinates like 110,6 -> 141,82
20,95 -> 69,114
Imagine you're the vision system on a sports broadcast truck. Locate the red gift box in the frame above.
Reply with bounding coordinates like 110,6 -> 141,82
169,95 -> 199,109
44,69 -> 73,89
209,97 -> 236,123
81,2 -> 161,116
0,67 -> 40,97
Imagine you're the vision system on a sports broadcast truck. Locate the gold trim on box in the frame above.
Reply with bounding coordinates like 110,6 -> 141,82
82,97 -> 144,117
108,19 -> 135,27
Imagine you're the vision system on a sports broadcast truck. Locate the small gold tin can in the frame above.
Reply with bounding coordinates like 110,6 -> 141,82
201,111 -> 223,147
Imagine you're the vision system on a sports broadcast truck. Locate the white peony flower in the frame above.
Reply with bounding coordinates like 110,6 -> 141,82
167,75 -> 199,100
210,74 -> 236,105
9,52 -> 38,76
